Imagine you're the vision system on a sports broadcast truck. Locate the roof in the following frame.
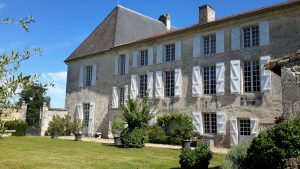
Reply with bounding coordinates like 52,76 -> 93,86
66,5 -> 168,62
265,49 -> 300,75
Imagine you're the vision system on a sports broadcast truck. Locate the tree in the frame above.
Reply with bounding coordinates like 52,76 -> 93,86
18,83 -> 50,126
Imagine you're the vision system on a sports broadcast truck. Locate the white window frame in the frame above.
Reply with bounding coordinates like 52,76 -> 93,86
243,25 -> 259,48
239,119 -> 251,136
139,74 -> 148,98
140,50 -> 148,67
203,66 -> 216,95
203,34 -> 216,55
165,71 -> 175,98
203,113 -> 217,134
83,103 -> 90,127
165,43 -> 175,62
243,60 -> 260,93
85,66 -> 93,87
119,55 -> 126,75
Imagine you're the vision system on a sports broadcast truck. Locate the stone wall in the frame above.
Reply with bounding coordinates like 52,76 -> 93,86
39,103 -> 68,136
1,101 -> 27,121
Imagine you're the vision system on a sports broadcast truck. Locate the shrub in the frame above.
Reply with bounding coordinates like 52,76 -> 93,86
62,115 -> 72,136
179,144 -> 213,169
157,112 -> 193,145
120,128 -> 148,148
146,125 -> 168,144
111,121 -> 125,137
5,120 -> 27,136
71,120 -> 83,135
47,116 -> 64,135
220,140 -> 251,169
246,117 -> 300,169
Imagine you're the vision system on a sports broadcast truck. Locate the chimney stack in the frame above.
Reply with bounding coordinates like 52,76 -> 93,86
159,14 -> 171,31
199,5 -> 215,24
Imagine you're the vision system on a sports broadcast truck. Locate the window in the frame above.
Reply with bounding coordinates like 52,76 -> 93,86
240,119 -> 251,136
165,43 -> 175,62
244,60 -> 260,92
165,71 -> 175,97
83,103 -> 90,127
243,26 -> 259,48
85,66 -> 93,86
204,66 -> 216,95
203,113 -> 217,134
119,55 -> 126,75
140,50 -> 148,66
139,75 -> 148,98
203,34 -> 216,55
119,87 -> 125,106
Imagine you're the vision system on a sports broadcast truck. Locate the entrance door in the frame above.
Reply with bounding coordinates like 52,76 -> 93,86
238,119 -> 252,143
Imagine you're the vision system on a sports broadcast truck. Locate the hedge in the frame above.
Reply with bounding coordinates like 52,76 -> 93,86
5,120 -> 27,136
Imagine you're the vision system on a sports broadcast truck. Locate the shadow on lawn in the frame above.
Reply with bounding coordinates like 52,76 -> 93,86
170,166 -> 220,169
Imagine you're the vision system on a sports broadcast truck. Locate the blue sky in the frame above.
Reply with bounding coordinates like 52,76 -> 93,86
0,0 -> 286,108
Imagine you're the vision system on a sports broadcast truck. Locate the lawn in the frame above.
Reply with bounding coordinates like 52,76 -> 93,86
0,137 -> 225,169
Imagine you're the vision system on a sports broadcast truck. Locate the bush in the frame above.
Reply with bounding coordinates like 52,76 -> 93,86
179,144 -> 213,169
47,116 -> 64,135
120,128 -> 148,148
157,112 -> 193,145
62,115 -> 72,136
71,120 -> 83,135
146,125 -> 168,144
246,117 -> 300,169
220,140 -> 251,169
5,120 -> 27,136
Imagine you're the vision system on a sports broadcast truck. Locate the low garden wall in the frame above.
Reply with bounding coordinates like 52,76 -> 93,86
0,101 -> 27,121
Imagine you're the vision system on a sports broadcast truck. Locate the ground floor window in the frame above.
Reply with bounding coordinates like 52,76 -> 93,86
203,113 -> 217,134
83,103 -> 90,127
204,66 -> 216,95
240,119 -> 251,135
165,71 -> 175,97
139,74 -> 147,98
119,87 -> 125,105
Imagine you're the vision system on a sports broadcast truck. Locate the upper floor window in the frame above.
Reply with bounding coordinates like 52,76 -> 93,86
139,74 -> 148,98
83,103 -> 90,127
243,25 -> 259,48
203,34 -> 216,55
85,66 -> 93,86
119,55 -> 126,75
140,50 -> 148,66
119,87 -> 125,106
165,71 -> 175,97
203,113 -> 217,134
244,60 -> 260,92
204,66 -> 216,95
165,43 -> 175,62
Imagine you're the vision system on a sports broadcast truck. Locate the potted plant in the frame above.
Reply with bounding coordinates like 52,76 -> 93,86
111,121 -> 124,146
181,126 -> 193,148
72,120 -> 83,141
48,116 -> 64,139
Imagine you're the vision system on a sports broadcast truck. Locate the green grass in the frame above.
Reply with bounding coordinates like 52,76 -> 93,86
0,137 -> 225,169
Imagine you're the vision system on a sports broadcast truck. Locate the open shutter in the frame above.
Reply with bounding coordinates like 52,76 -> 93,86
259,20 -> 270,46
125,52 -> 129,74
230,118 -> 238,147
88,102 -> 95,135
230,60 -> 241,94
216,62 -> 225,96
216,30 -> 225,54
148,47 -> 153,65
175,41 -> 181,61
130,75 -> 138,99
156,45 -> 163,64
124,85 -> 129,102
192,65 -> 202,97
155,71 -> 163,99
250,118 -> 259,137
79,66 -> 84,87
147,72 -> 153,98
75,104 -> 83,120
133,50 -> 138,68
91,64 -> 97,86
193,35 -> 201,57
217,112 -> 226,135
114,56 -> 118,75
174,68 -> 182,97
112,87 -> 118,109
260,56 -> 272,92
231,27 -> 241,51
192,112 -> 203,135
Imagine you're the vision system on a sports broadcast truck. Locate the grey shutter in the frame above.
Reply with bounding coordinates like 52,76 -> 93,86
192,65 -> 202,97
216,62 -> 225,96
175,41 -> 181,61
250,118 -> 259,136
230,118 -> 238,147
112,87 -> 118,109
260,56 -> 272,92
192,112 -> 203,135
217,112 -> 226,135
133,50 -> 138,68
156,45 -> 163,64
174,68 -> 182,97
230,60 -> 241,94
148,47 -> 153,65
155,71 -> 163,99
130,75 -> 138,99
193,35 -> 201,57
114,56 -> 118,75
216,30 -> 225,54
91,64 -> 97,86
125,52 -> 129,74
147,72 -> 153,98
231,27 -> 241,51
88,102 -> 95,135
79,66 -> 84,87
259,20 -> 270,46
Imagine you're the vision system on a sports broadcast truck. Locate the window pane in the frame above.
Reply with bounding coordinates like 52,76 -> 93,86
140,50 -> 148,66
139,75 -> 148,98
240,119 -> 251,136
119,55 -> 126,75
85,66 -> 92,86
243,27 -> 251,48
210,35 -> 216,54
166,44 -> 175,62
252,26 -> 259,47
204,36 -> 210,55
83,103 -> 90,127
119,88 -> 125,105
165,71 -> 175,97
244,60 -> 260,93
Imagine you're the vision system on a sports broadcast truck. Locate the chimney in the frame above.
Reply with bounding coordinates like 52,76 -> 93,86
159,14 -> 171,31
199,5 -> 215,24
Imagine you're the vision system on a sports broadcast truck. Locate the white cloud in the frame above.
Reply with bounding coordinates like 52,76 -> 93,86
0,3 -> 6,10
40,71 -> 67,108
